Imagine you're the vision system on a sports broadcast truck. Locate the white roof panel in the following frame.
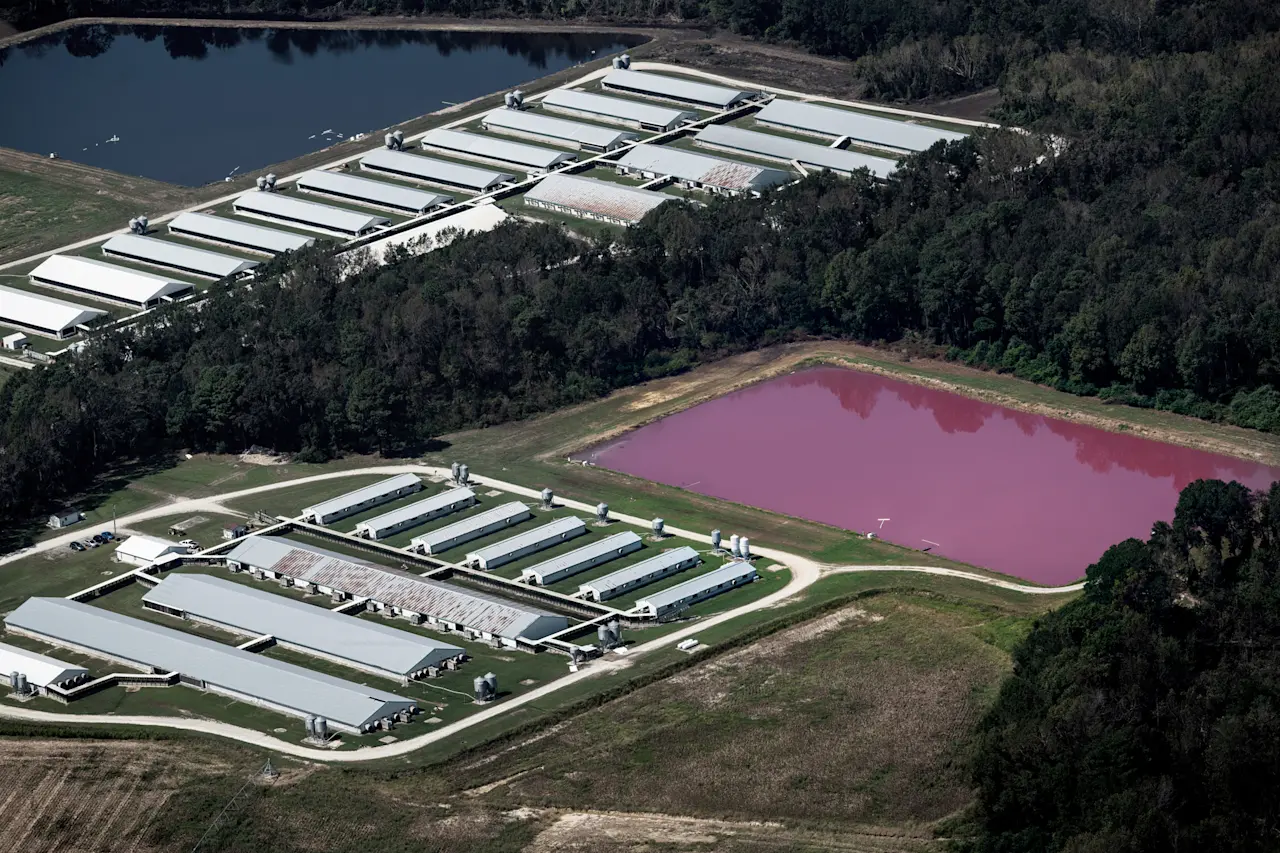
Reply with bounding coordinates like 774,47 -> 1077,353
542,89 -> 698,128
521,531 -> 643,584
467,516 -> 588,564
233,192 -> 390,234
696,124 -> 899,178
409,501 -> 531,552
101,234 -> 259,279
115,534 -> 183,562
482,109 -> 637,149
0,641 -> 88,688
617,144 -> 791,192
524,174 -> 673,225
360,149 -> 515,192
5,597 -> 415,730
636,561 -> 759,611
169,212 -> 315,254
602,69 -> 756,108
302,473 -> 421,519
29,255 -> 191,306
356,487 -> 476,535
755,100 -> 967,152
582,546 -> 701,597
142,573 -> 463,675
420,128 -> 576,170
0,284 -> 106,335
296,170 -> 453,214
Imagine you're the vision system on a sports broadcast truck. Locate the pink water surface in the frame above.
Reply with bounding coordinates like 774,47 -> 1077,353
579,367 -> 1280,585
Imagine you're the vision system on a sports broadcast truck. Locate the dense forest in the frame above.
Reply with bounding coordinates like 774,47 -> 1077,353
970,478 -> 1280,852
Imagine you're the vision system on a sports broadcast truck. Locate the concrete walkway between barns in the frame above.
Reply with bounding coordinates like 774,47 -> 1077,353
0,464 -> 1081,760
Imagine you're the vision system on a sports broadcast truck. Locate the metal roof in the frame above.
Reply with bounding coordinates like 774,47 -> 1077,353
169,212 -> 315,255
29,255 -> 191,306
467,516 -> 588,565
521,531 -> 643,584
635,561 -> 758,612
296,170 -> 453,214
355,487 -> 476,537
523,174 -> 673,225
233,192 -> 390,235
0,641 -> 88,688
114,535 -> 184,562
224,537 -> 567,640
410,501 -> 531,552
5,598 -> 416,729
141,573 -> 463,675
101,234 -> 259,279
602,69 -> 756,108
482,109 -> 638,149
0,284 -> 106,335
302,474 -> 422,520
617,144 -> 792,192
420,128 -> 576,170
695,124 -> 899,178
360,149 -> 515,192
541,89 -> 698,129
339,205 -> 509,271
581,546 -> 701,597
754,100 -> 967,153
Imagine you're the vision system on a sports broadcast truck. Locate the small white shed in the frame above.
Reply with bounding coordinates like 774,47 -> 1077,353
113,535 -> 188,566
2,332 -> 29,351
47,509 -> 83,529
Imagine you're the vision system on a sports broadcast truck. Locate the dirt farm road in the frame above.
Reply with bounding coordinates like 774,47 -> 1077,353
0,464 -> 1082,760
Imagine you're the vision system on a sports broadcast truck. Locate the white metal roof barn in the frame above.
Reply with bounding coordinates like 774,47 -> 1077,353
616,144 -> 791,195
601,69 -> 758,109
354,487 -> 477,540
695,124 -> 900,179
101,234 -> 260,280
520,531 -> 644,585
635,561 -> 758,618
466,516 -> 588,570
169,212 -> 316,256
28,255 -> 193,308
223,536 -> 568,641
0,284 -> 106,338
232,192 -> 391,238
5,598 -> 417,732
481,109 -> 638,152
359,149 -> 515,193
541,89 -> 698,131
0,641 -> 88,689
579,545 -> 702,602
141,573 -> 464,678
419,128 -> 577,172
300,473 -> 422,524
410,500 -> 533,555
295,170 -> 454,215
338,204 -> 509,274
754,99 -> 968,153
523,174 -> 674,226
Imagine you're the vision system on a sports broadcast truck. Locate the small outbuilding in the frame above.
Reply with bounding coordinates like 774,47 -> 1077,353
223,523 -> 249,541
113,534 -> 188,566
2,332 -> 29,351
47,509 -> 83,529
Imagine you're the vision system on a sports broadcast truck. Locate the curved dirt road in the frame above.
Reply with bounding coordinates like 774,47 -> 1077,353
0,464 -> 1080,760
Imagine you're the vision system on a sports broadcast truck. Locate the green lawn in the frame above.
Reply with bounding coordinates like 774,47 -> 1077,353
0,542 -> 128,613
223,472 -> 392,518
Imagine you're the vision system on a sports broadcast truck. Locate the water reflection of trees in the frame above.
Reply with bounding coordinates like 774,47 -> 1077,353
3,24 -> 643,65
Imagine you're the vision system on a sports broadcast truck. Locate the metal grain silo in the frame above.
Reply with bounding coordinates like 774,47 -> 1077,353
729,534 -> 741,557
740,537 -> 751,559
596,503 -> 609,522
711,529 -> 722,549
651,518 -> 664,536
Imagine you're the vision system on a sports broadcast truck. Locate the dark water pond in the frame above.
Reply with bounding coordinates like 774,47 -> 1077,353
0,25 -> 642,185
578,367 -> 1280,585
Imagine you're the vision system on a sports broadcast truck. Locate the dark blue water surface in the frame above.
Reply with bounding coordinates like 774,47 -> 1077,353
0,26 -> 643,185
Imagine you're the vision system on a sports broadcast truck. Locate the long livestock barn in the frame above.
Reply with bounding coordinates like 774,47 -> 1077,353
695,124 -> 899,179
0,640 -> 89,695
481,109 -> 638,152
223,537 -> 568,643
520,531 -> 643,585
578,546 -> 702,602
466,516 -> 587,570
232,192 -> 390,238
523,174 -> 674,226
410,501 -> 532,555
754,99 -> 967,153
5,597 -> 416,732
635,561 -> 758,618
300,473 -> 422,524
29,255 -> 193,308
296,170 -> 453,215
169,212 -> 316,256
354,487 -> 477,540
0,284 -> 106,339
360,149 -> 515,193
541,89 -> 697,132
601,69 -> 758,110
615,144 -> 791,196
141,573 -> 464,680
101,234 -> 259,280
419,129 -> 576,174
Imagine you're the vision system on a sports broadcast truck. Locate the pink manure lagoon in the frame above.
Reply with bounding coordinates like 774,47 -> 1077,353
577,367 -> 1280,585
